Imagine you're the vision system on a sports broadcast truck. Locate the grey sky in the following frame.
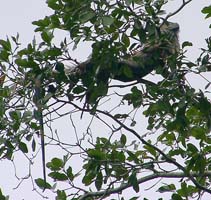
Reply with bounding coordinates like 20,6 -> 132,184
0,1 -> 210,199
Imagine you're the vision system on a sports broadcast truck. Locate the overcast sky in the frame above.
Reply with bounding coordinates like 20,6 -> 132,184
0,1 -> 211,200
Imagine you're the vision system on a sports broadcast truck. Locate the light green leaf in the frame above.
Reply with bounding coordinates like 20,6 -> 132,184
102,16 -> 114,26
56,190 -> 67,200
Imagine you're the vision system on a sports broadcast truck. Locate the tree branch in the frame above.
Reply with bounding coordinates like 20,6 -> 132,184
79,171 -> 211,200
94,108 -> 211,195
58,99 -> 211,195
162,0 -> 193,24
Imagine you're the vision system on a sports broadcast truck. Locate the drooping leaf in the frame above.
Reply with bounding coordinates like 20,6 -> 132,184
35,178 -> 52,190
31,137 -> 36,152
128,171 -> 139,193
66,166 -> 74,181
122,33 -> 130,47
19,142 -> 28,153
95,171 -> 103,191
41,30 -> 53,44
82,171 -> 96,186
120,134 -> 127,146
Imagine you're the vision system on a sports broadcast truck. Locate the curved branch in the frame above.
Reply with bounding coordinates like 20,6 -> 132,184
79,171 -> 211,200
163,0 -> 193,24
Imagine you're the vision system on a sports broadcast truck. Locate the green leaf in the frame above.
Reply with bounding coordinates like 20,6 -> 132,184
114,114 -> 128,119
9,110 -> 21,121
22,111 -> 32,122
47,158 -> 64,171
72,86 -> 86,94
125,0 -> 133,6
56,190 -> 67,200
66,166 -> 74,181
80,10 -> 95,23
129,197 -> 139,200
32,138 -> 36,152
0,39 -> 11,51
128,171 -> 139,192
35,178 -> 52,190
32,17 -> 51,31
95,172 -> 103,191
123,65 -> 133,78
46,47 -> 62,58
102,16 -> 114,26
117,151 -> 126,162
171,193 -> 183,200
41,30 -> 53,44
47,0 -> 61,10
19,142 -> 28,153
0,50 -> 9,61
122,33 -> 130,47
88,149 -> 106,160
52,158 -> 64,167
120,134 -> 127,146
202,6 -> 211,18
50,15 -> 60,27
49,172 -> 68,181
194,154 -> 206,173
187,143 -> 198,155
127,150 -> 140,164
82,171 -> 96,186
158,184 -> 176,193
143,145 -> 157,157
0,188 -> 7,200
15,58 -> 28,67
190,127 -> 206,140
15,58 -> 38,68
182,41 -> 192,49
145,5 -> 155,16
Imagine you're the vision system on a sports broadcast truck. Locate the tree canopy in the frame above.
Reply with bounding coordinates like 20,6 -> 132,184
1,0 -> 211,199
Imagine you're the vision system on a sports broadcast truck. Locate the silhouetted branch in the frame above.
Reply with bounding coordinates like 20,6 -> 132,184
163,0 -> 193,24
